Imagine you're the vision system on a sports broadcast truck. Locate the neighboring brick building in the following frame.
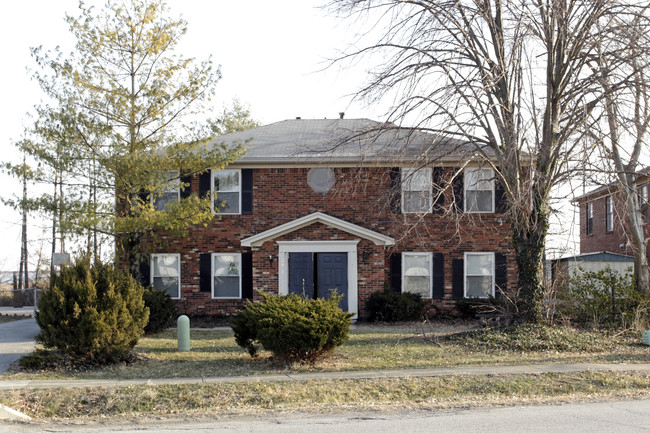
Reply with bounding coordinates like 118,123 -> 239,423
575,172 -> 650,263
137,118 -> 516,319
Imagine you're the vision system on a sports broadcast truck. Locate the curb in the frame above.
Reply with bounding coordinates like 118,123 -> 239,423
0,403 -> 31,420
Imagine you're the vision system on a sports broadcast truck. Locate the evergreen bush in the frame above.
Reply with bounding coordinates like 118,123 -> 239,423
143,287 -> 177,334
231,292 -> 353,363
35,258 -> 149,363
366,287 -> 426,322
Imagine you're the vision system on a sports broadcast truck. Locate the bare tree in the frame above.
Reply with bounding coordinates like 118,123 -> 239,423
587,12 -> 650,295
326,0 -> 644,321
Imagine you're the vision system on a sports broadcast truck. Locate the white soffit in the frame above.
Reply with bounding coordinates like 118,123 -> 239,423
241,212 -> 395,247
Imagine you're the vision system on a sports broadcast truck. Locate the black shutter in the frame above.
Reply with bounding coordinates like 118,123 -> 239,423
452,258 -> 464,299
389,252 -> 402,292
199,170 -> 212,198
138,254 -> 151,287
180,173 -> 192,199
432,253 -> 445,299
242,252 -> 253,299
495,252 -> 507,297
494,175 -> 507,213
241,169 -> 253,215
452,168 -> 464,212
389,167 -> 401,214
432,167 -> 446,214
137,188 -> 149,206
199,253 -> 211,293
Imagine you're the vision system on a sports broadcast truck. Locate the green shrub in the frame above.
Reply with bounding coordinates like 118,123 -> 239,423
35,258 -> 149,364
455,296 -> 502,318
558,267 -> 649,329
231,292 -> 353,363
365,288 -> 426,322
143,287 -> 177,334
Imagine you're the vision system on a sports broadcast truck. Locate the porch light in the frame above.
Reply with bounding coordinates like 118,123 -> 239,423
269,254 -> 274,264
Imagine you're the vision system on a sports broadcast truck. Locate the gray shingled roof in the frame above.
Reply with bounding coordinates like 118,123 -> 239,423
206,118 -> 476,165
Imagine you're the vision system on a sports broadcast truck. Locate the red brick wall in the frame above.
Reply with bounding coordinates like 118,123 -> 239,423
137,166 -> 515,318
580,191 -> 650,262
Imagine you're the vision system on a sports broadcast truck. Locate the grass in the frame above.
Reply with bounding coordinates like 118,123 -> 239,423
2,323 -> 648,381
1,371 -> 649,419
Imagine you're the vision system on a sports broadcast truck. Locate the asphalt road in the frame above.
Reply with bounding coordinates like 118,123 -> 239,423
3,398 -> 650,433
0,317 -> 39,373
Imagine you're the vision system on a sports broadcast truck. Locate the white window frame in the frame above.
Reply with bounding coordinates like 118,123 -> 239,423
150,253 -> 181,300
402,252 -> 433,298
606,196 -> 614,232
587,201 -> 594,235
211,253 -> 242,299
153,171 -> 180,211
211,169 -> 242,215
401,167 -> 432,214
464,252 -> 495,298
464,167 -> 495,213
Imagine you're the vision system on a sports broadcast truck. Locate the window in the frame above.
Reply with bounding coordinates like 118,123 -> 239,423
586,202 -> 594,235
401,168 -> 432,213
154,172 -> 180,211
464,168 -> 495,213
212,170 -> 240,214
606,196 -> 614,232
212,253 -> 241,298
402,252 -> 432,298
464,252 -> 494,298
151,254 -> 180,299
640,184 -> 648,223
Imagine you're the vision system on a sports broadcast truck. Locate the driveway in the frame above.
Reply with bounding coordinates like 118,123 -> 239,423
0,317 -> 40,373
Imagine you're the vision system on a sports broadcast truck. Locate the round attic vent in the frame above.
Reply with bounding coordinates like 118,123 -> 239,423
307,167 -> 336,194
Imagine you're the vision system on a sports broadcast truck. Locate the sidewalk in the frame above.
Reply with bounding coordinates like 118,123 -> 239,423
2,362 -> 650,391
0,306 -> 36,317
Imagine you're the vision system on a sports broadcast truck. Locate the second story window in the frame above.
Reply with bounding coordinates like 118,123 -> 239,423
464,168 -> 494,213
586,201 -> 594,235
606,196 -> 614,232
401,168 -> 432,213
212,169 -> 240,214
154,172 -> 180,211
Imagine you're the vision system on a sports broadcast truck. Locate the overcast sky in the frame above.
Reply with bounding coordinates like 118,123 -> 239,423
0,0 -> 581,272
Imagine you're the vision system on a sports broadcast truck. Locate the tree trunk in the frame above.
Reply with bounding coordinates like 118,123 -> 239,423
511,195 -> 549,323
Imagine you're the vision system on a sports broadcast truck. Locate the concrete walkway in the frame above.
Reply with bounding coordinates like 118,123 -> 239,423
0,317 -> 40,374
2,362 -> 650,391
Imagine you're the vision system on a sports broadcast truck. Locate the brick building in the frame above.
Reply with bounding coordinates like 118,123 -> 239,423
137,118 -> 516,319
575,173 -> 650,262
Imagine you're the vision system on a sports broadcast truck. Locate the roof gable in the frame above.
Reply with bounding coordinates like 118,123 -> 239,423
240,212 -> 395,247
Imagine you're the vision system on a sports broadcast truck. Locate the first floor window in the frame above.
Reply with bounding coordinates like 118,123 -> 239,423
212,169 -> 241,214
606,196 -> 614,232
151,254 -> 180,299
464,252 -> 494,298
401,168 -> 432,213
586,201 -> 594,235
402,252 -> 432,298
465,167 -> 495,213
213,253 -> 241,298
